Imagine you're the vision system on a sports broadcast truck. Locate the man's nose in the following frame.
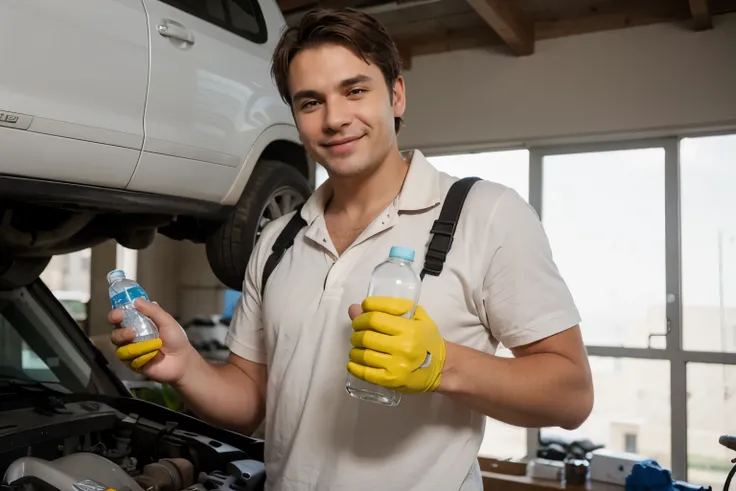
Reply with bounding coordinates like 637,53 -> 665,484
323,100 -> 352,132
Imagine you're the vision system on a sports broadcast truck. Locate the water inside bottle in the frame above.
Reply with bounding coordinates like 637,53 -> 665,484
345,246 -> 421,406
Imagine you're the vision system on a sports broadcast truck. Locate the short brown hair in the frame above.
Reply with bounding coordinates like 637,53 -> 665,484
270,8 -> 404,134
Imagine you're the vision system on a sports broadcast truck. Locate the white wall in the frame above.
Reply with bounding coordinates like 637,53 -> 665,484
399,13 -> 736,152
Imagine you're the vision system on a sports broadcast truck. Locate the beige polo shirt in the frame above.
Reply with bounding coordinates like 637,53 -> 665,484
226,149 -> 581,491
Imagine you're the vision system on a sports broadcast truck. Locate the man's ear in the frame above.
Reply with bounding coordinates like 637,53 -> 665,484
392,75 -> 406,119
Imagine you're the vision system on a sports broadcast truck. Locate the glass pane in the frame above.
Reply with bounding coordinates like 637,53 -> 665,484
479,347 -> 527,459
42,249 -> 91,329
480,418 -> 527,459
681,134 -> 736,353
427,149 -> 529,202
542,148 -> 666,348
687,363 -> 736,491
541,357 -> 671,470
226,0 -> 259,33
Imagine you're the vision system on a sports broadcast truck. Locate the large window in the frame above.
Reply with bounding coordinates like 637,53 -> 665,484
542,148 -> 667,349
429,133 -> 736,489
681,135 -> 736,353
687,363 -> 736,490
542,357 -> 672,467
427,149 -> 530,202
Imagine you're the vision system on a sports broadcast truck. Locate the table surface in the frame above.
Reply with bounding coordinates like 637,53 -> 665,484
481,470 -> 626,491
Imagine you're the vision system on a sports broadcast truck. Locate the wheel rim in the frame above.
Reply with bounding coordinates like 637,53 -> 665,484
254,186 -> 306,246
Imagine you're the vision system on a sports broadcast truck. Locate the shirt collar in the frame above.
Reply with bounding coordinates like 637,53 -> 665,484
300,149 -> 441,224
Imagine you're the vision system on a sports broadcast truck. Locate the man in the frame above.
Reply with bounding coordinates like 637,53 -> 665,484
110,8 -> 594,491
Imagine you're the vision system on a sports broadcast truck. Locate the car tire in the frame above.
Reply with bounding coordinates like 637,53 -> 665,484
0,256 -> 52,290
206,159 -> 312,291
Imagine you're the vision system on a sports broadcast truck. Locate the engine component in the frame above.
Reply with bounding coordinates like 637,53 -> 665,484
3,454 -> 144,491
199,460 -> 265,491
135,458 -> 195,491
227,460 -> 265,486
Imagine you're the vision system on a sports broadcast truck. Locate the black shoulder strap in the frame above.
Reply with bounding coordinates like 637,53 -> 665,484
420,176 -> 481,280
261,206 -> 307,297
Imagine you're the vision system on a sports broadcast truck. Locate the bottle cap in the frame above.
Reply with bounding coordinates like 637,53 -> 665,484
107,269 -> 126,284
389,246 -> 415,262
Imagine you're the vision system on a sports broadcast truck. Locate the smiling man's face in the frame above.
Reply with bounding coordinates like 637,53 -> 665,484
288,43 -> 406,179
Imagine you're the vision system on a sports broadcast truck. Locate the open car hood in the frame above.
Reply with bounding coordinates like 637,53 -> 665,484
0,280 -> 267,491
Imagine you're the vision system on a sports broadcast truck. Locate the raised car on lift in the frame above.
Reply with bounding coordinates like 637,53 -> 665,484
0,0 -> 314,292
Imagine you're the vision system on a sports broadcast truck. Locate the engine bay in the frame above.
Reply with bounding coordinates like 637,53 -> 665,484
1,397 -> 266,491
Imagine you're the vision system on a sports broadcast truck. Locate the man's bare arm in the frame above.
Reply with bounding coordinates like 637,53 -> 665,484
172,350 -> 267,435
437,326 -> 593,430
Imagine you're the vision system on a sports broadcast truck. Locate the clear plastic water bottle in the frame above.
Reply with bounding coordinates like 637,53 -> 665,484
107,269 -> 159,343
345,246 -> 421,406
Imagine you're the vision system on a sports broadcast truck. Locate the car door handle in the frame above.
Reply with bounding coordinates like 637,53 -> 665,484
157,19 -> 195,45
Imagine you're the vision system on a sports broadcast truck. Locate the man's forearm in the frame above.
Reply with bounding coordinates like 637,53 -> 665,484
437,341 -> 593,430
172,352 -> 265,435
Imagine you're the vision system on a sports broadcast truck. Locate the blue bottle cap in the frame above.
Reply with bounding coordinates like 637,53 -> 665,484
389,246 -> 415,262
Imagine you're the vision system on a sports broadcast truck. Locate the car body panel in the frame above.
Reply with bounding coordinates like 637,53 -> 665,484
128,0 -> 296,199
0,0 -> 149,188
0,0 -> 300,205
221,123 -> 303,205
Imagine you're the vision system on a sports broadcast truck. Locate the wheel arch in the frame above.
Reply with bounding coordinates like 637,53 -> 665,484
221,124 -> 314,206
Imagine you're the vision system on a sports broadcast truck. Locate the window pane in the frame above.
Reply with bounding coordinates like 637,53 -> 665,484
426,149 -> 529,202
163,0 -> 226,22
681,134 -> 736,353
480,418 -> 527,460
542,357 -> 671,470
226,0 -> 259,33
687,363 -> 736,491
479,348 -> 527,459
542,148 -> 666,348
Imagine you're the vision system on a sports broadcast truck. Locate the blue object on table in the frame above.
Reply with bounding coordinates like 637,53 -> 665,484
625,459 -> 676,491
674,481 -> 712,491
222,289 -> 242,321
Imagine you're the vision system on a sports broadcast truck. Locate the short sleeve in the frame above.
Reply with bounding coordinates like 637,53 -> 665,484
225,247 -> 267,364
481,188 -> 581,348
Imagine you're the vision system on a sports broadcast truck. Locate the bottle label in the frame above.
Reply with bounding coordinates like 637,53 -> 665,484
111,286 -> 149,309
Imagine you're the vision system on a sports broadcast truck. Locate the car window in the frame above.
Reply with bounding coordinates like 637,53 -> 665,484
163,0 -> 226,21
225,0 -> 259,34
159,0 -> 267,43
0,290 -> 92,392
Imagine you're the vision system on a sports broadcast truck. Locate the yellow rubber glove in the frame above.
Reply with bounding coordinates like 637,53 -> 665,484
347,296 -> 446,393
116,338 -> 163,371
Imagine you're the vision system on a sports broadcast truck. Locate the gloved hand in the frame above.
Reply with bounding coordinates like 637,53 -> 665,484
116,338 -> 163,370
347,296 -> 446,393
110,299 -> 195,382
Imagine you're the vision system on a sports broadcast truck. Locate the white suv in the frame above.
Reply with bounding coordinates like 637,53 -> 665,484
0,0 -> 313,291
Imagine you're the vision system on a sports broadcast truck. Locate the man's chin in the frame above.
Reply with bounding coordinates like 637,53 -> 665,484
319,156 -> 366,178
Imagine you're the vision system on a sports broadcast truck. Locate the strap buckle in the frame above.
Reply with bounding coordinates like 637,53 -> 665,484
430,219 -> 456,237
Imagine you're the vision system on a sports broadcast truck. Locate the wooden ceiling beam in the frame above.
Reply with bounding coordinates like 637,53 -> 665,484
462,0 -> 534,56
401,0 -> 695,59
689,0 -> 713,30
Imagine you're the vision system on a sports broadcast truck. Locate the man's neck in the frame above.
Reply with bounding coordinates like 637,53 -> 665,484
327,149 -> 409,219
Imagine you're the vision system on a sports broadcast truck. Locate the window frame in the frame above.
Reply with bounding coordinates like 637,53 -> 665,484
424,129 -> 736,483
157,0 -> 268,45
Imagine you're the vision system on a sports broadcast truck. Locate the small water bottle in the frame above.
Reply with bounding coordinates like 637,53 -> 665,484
107,269 -> 159,343
345,246 -> 421,407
